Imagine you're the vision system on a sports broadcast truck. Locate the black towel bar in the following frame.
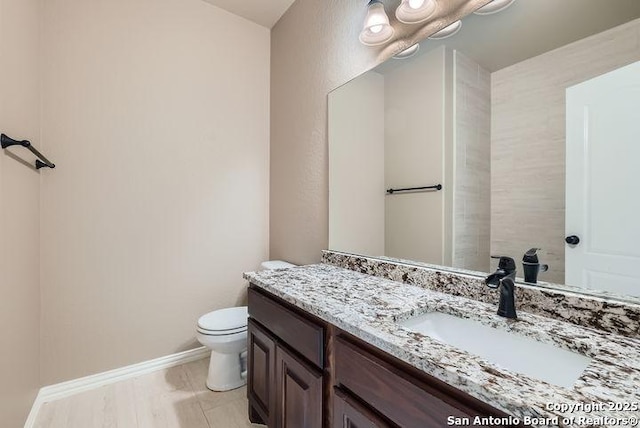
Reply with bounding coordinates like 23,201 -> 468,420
1,133 -> 55,169
386,184 -> 442,194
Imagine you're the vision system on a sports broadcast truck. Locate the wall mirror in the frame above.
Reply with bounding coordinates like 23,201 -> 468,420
328,0 -> 640,303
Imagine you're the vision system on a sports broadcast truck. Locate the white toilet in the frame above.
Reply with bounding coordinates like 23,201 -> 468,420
196,260 -> 296,391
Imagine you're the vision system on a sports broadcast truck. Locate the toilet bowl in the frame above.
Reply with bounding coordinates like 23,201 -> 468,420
196,306 -> 249,391
196,260 -> 295,391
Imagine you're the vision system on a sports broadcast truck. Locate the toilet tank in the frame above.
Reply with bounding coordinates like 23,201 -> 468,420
260,260 -> 296,270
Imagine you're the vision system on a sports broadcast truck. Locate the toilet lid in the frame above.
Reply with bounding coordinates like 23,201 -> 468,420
197,326 -> 247,336
198,306 -> 248,332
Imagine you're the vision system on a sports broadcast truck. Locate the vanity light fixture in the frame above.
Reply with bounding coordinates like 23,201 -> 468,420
393,43 -> 420,59
360,0 -> 513,47
474,0 -> 516,15
396,0 -> 437,24
428,20 -> 462,40
359,0 -> 395,46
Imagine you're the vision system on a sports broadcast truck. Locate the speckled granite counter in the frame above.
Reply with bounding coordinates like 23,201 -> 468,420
244,264 -> 640,428
322,251 -> 640,339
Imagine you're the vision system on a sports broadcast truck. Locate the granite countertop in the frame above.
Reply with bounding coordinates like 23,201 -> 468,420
244,264 -> 640,428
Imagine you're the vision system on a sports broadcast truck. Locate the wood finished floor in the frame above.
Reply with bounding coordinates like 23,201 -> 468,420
33,357 -> 264,428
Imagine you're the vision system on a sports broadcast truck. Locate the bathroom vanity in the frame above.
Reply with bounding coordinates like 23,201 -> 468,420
244,255 -> 640,428
246,286 -> 509,427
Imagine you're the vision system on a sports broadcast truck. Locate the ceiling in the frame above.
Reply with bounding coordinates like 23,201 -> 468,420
201,0 -> 296,28
376,0 -> 640,73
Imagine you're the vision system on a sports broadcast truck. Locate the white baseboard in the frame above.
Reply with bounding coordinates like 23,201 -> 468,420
24,346 -> 209,428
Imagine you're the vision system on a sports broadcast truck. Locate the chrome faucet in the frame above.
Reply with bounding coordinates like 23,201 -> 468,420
485,256 -> 517,319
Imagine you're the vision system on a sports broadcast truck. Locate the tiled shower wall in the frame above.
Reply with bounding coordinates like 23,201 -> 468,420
453,51 -> 491,273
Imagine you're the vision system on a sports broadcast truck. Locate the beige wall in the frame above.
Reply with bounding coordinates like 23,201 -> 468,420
270,0 -> 377,265
39,0 -> 270,384
384,47 -> 447,264
328,72 -> 385,256
453,50 -> 491,273
491,18 -> 640,284
0,0 -> 42,424
270,0 -> 492,265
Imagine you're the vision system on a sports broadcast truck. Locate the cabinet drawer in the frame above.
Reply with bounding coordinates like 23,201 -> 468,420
335,336 -> 484,428
333,387 -> 395,428
248,287 -> 324,368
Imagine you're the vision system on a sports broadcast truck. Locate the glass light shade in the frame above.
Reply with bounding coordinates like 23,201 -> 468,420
396,0 -> 437,24
393,43 -> 420,59
359,1 -> 395,46
474,0 -> 516,15
428,20 -> 462,40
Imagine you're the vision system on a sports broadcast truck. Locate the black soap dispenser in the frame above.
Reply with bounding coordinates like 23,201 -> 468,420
522,248 -> 549,284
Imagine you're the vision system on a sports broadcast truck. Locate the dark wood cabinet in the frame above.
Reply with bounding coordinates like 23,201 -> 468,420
247,284 -> 514,428
248,287 -> 324,367
248,287 -> 326,428
334,335 -> 504,427
247,319 -> 276,426
333,388 -> 394,428
275,345 -> 323,428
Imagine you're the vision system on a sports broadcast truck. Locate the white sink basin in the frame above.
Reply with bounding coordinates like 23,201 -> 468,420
399,312 -> 592,388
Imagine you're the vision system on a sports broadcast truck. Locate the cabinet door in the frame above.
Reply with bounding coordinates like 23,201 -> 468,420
247,319 -> 276,426
275,345 -> 323,428
333,388 -> 394,428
